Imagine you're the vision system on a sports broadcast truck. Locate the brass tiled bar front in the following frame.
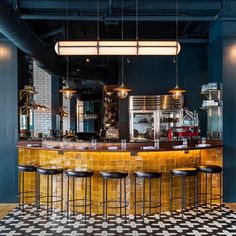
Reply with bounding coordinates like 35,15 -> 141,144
18,146 -> 222,214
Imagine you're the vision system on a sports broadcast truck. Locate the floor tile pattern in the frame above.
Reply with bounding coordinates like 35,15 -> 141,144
0,205 -> 236,236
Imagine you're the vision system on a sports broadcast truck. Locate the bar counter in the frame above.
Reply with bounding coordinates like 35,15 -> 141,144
18,140 -> 223,214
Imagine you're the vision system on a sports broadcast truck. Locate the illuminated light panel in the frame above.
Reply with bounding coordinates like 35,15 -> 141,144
55,41 -> 181,56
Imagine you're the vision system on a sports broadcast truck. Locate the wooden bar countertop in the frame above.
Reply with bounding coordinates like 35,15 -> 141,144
18,140 -> 223,153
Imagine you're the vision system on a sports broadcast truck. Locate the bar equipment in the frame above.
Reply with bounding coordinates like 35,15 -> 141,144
129,95 -> 183,141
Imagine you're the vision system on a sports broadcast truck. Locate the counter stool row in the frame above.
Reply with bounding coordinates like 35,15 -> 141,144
17,164 -> 223,221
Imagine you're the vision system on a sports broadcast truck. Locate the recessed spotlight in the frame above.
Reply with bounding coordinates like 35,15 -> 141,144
127,58 -> 131,63
86,58 -> 90,63
77,68 -> 80,71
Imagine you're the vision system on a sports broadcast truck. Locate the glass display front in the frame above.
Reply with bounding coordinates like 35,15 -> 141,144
132,112 -> 155,141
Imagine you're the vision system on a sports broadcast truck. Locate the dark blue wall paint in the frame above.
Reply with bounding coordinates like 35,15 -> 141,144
222,39 -> 236,202
0,40 -> 18,202
209,21 -> 236,202
118,44 -> 208,139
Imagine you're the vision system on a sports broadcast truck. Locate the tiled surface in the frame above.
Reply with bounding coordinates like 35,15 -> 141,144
1,204 -> 236,236
18,147 -> 223,214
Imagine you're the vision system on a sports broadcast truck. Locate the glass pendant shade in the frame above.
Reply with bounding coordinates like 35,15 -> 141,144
59,88 -> 77,100
114,83 -> 132,99
55,41 -> 181,56
169,86 -> 186,100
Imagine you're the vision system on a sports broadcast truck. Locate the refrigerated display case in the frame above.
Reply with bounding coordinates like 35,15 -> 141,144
129,95 -> 183,141
130,110 -> 159,141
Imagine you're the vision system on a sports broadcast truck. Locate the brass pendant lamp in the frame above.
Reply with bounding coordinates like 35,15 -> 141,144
169,0 -> 186,100
114,0 -> 132,99
59,0 -> 76,100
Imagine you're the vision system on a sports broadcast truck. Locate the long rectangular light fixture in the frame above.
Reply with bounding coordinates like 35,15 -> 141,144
54,41 -> 181,56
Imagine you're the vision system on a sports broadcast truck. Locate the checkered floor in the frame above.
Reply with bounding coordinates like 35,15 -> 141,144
0,205 -> 236,235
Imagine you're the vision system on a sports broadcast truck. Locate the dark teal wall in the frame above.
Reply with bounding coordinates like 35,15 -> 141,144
118,44 -> 208,139
222,39 -> 236,202
209,21 -> 236,202
0,40 -> 18,202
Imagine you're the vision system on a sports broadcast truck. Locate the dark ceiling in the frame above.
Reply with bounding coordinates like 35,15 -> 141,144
2,0 -> 234,84
8,0 -> 225,45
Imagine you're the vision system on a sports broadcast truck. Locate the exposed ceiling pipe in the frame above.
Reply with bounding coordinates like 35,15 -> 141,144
0,0 -> 116,84
21,15 -> 222,22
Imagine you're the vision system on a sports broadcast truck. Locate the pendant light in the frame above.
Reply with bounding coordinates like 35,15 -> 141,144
55,0 -> 180,56
59,0 -> 76,100
114,0 -> 132,99
169,0 -> 186,100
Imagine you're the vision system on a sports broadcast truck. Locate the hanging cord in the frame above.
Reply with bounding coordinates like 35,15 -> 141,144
66,0 -> 69,84
121,0 -> 124,85
136,0 -> 138,41
136,0 -> 139,55
175,0 -> 179,87
97,0 -> 100,42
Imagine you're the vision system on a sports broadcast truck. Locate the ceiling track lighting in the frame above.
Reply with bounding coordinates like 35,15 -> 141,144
169,0 -> 186,100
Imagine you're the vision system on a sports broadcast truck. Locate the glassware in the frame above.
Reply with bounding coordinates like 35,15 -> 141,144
154,139 -> 160,149
121,139 -> 127,150
182,138 -> 188,148
91,139 -> 97,150
201,137 -> 206,144
63,138 -> 68,149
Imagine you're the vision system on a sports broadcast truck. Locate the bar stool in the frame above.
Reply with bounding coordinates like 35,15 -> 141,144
134,171 -> 162,222
36,166 -> 64,218
170,167 -> 198,217
100,170 -> 129,222
65,168 -> 93,221
17,164 -> 38,210
197,165 -> 223,211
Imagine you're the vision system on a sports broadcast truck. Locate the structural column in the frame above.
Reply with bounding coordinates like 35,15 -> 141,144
0,38 -> 18,202
208,21 -> 236,202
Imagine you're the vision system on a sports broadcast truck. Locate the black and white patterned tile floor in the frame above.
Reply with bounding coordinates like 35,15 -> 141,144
0,205 -> 236,236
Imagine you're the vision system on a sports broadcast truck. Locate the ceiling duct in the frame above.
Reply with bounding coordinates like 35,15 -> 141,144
0,0 -> 116,84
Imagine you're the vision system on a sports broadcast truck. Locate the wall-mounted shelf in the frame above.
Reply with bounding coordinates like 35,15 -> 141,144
201,89 -> 221,101
200,105 -> 222,110
200,83 -> 222,139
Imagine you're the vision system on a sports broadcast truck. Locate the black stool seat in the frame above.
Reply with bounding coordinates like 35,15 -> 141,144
197,165 -> 222,173
66,168 -> 93,178
100,170 -> 128,179
134,171 -> 161,179
18,164 -> 38,172
171,167 -> 198,176
37,166 -> 64,175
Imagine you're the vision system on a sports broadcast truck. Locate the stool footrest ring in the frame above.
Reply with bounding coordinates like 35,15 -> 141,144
100,200 -> 129,209
65,199 -> 93,208
39,195 -> 63,204
17,191 -> 41,199
134,200 -> 161,209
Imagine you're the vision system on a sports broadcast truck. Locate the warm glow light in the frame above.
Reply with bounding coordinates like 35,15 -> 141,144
169,86 -> 186,100
114,84 -> 132,99
55,41 -> 181,56
59,88 -> 77,100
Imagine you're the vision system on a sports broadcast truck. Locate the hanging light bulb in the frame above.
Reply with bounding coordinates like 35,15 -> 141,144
114,0 -> 132,99
59,0 -> 77,100
169,0 -> 186,100
114,82 -> 132,99
59,87 -> 77,100
169,85 -> 186,100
